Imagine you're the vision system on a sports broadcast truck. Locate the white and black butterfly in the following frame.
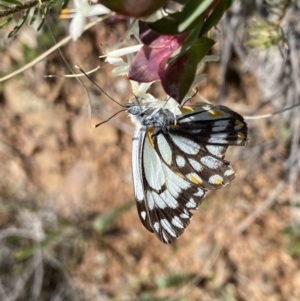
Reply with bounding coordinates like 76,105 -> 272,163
126,97 -> 248,244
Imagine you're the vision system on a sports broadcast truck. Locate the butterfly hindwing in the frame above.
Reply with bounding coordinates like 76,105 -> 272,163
129,100 -> 248,244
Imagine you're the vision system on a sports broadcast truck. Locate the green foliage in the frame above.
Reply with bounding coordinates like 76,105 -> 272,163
1,0 -> 23,5
169,36 -> 215,101
3,0 -> 62,37
155,273 -> 194,289
93,201 -> 134,233
284,225 -> 300,256
178,0 -> 214,32
13,227 -> 75,261
246,17 -> 285,50
0,14 -> 13,29
246,0 -> 290,50
8,7 -> 31,38
199,0 -> 234,36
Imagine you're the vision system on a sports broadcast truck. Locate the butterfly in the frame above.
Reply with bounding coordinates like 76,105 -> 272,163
126,97 -> 248,244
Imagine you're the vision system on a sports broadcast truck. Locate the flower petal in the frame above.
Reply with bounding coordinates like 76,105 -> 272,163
70,14 -> 85,41
85,4 -> 111,17
107,44 -> 143,58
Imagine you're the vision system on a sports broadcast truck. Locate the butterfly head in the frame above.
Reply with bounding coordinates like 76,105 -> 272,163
126,97 -> 181,129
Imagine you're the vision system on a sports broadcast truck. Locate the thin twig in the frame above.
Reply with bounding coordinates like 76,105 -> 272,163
30,248 -> 43,301
0,228 -> 40,240
0,15 -> 111,82
9,258 -> 37,301
288,31 -> 300,227
244,101 -> 300,120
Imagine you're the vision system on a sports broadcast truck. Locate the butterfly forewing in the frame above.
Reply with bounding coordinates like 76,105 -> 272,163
129,100 -> 248,244
142,134 -> 205,243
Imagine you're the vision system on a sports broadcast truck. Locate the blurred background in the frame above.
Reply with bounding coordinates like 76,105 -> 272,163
0,1 -> 300,300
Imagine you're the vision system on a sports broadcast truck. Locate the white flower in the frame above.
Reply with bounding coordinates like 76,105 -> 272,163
60,0 -> 111,41
130,80 -> 154,99
100,44 -> 143,76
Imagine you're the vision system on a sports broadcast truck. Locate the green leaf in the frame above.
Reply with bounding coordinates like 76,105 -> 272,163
0,0 -> 22,5
169,20 -> 204,61
290,239 -> 300,256
200,0 -> 234,36
178,0 -> 214,32
177,36 -> 215,100
147,10 -> 204,35
37,5 -> 49,31
156,273 -> 193,289
45,0 -> 60,8
29,6 -> 39,25
0,14 -> 13,29
8,8 -> 30,38
147,12 -> 184,35
190,36 -> 215,62
61,0 -> 70,9
162,35 -> 214,102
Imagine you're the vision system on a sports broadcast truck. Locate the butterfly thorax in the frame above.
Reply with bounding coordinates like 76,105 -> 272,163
127,98 -> 179,129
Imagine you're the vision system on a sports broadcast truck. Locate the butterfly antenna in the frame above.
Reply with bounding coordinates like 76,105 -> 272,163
75,65 -> 126,108
132,93 -> 141,105
163,96 -> 171,108
94,108 -> 127,127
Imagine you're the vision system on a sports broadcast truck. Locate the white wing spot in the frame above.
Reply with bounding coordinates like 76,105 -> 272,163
194,188 -> 204,197
153,222 -> 160,232
180,212 -> 189,219
208,134 -> 228,144
162,232 -> 170,243
211,120 -> 228,131
186,197 -> 197,208
143,138 -> 164,190
152,191 -> 167,209
209,175 -> 223,185
224,168 -> 235,176
171,216 -> 184,229
162,163 -> 190,198
200,156 -> 219,169
206,145 -> 225,158
157,134 -> 173,165
176,155 -> 186,168
188,158 -> 202,171
160,190 -> 178,209
180,209 -> 190,219
160,219 -> 176,237
141,211 -> 146,220
146,191 -> 155,210
187,173 -> 203,185
170,135 -> 200,154
132,129 -> 145,202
